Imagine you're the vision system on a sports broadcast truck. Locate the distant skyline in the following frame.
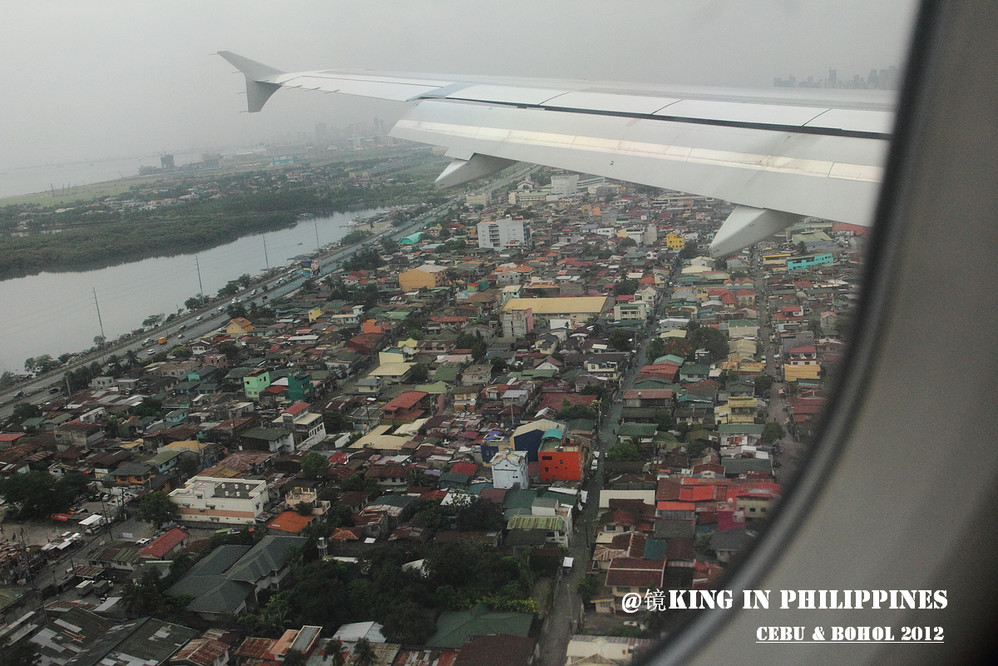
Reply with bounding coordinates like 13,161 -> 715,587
1,1 -> 917,172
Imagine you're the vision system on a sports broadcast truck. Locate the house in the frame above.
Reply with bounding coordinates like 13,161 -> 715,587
600,557 -> 668,613
28,610 -> 198,665
490,449 -> 529,490
537,428 -> 584,483
166,536 -> 306,620
240,426 -> 296,453
399,264 -> 450,291
226,317 -> 254,337
170,629 -> 233,666
427,604 -> 533,649
242,369 -> 271,400
380,391 -> 430,425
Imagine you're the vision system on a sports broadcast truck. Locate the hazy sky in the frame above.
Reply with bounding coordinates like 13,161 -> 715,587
0,0 -> 917,171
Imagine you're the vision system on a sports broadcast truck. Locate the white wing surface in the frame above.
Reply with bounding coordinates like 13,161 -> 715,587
218,51 -> 893,255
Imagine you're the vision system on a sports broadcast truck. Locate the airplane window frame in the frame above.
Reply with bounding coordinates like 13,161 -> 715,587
641,2 -> 998,663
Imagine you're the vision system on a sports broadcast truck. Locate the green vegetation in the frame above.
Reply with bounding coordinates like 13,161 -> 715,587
136,491 -> 180,526
0,470 -> 89,519
0,148 -> 448,280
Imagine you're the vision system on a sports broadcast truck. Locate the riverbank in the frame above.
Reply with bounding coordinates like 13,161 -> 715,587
0,145 -> 447,281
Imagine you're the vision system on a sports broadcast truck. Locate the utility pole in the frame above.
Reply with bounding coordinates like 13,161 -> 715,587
93,288 -> 106,361
194,256 -> 205,299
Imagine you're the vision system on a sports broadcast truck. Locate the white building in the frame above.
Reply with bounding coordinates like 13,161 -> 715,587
478,218 -> 531,250
550,173 -> 579,196
169,476 -> 270,526
491,450 -> 529,490
614,300 -> 648,323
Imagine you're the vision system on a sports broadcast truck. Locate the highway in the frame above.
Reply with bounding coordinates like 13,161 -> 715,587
0,162 -> 536,420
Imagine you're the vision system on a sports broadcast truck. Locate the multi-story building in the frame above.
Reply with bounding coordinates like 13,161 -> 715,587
613,301 -> 648,323
787,252 -> 835,271
243,369 -> 271,400
490,449 -> 530,489
398,264 -> 449,291
477,218 -> 531,250
169,476 -> 270,526
502,307 -> 534,338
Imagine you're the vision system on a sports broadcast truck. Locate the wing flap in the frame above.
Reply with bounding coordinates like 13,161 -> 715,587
391,100 -> 886,228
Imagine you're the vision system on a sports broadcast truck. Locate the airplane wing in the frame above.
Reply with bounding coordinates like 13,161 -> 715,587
218,51 -> 893,256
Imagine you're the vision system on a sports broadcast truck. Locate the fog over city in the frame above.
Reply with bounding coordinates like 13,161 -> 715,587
1,0 -> 916,175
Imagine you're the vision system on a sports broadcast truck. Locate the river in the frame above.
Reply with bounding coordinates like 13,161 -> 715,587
0,208 -> 380,373
0,152 -> 205,200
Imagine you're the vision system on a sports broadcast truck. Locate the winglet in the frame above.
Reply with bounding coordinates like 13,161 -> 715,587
710,206 -> 801,257
218,51 -> 285,113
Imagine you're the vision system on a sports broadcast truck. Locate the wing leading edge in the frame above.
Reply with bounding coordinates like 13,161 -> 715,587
218,51 -> 893,255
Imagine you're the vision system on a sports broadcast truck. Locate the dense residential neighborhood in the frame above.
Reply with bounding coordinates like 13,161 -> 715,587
0,171 -> 866,664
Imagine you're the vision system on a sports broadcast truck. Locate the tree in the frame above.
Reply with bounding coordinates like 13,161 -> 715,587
8,402 -> 41,426
606,441 -> 642,462
613,277 -> 639,295
409,363 -> 430,382
754,373 -> 774,396
300,452 -> 329,479
687,323 -> 729,363
283,650 -> 307,666
0,471 -> 84,519
608,328 -> 632,352
137,491 -> 179,526
382,599 -> 436,644
325,639 -> 347,666
352,638 -> 377,666
0,641 -> 40,666
455,495 -> 504,531
762,421 -> 786,444
577,575 -> 599,603
380,236 -> 399,254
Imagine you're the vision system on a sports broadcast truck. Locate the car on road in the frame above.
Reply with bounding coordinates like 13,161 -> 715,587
177,333 -> 185,339
196,315 -> 203,321
48,387 -> 60,394
13,390 -> 25,398
146,348 -> 156,355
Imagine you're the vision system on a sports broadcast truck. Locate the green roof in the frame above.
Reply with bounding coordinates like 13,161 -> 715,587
618,422 -> 658,437
718,423 -> 766,435
427,603 -> 533,648
226,535 -> 308,583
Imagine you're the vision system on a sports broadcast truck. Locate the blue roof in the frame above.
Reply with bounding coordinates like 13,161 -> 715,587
542,428 -> 564,440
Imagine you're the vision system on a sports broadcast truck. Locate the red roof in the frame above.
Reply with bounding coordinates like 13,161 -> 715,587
450,461 -> 478,476
383,391 -> 428,411
267,511 -> 315,534
138,528 -> 189,558
605,557 -> 667,588
282,401 -> 311,415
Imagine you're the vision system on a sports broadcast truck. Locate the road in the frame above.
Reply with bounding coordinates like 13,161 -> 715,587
0,198 -> 453,420
752,251 -> 800,484
0,161 -> 543,417
539,297 -> 662,665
